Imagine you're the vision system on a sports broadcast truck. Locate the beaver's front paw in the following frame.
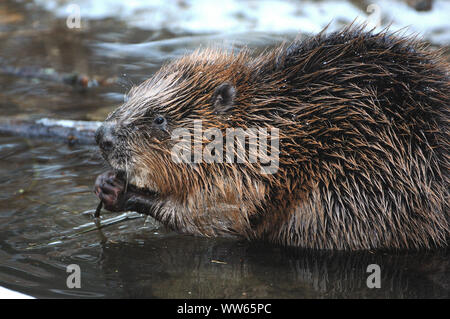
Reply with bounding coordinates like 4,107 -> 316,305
94,171 -> 128,212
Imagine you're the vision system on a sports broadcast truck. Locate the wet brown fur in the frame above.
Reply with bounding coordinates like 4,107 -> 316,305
102,25 -> 449,250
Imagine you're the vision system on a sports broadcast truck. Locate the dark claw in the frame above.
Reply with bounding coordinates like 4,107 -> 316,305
94,170 -> 127,212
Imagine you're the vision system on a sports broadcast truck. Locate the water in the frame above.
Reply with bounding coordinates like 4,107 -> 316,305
0,0 -> 448,298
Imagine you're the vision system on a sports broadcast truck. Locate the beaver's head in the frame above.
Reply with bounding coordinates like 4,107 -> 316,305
95,49 -> 271,199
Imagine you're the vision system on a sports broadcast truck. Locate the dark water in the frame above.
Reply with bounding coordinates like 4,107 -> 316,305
0,0 -> 448,298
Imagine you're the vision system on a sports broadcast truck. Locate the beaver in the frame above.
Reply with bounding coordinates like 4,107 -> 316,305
94,25 -> 449,250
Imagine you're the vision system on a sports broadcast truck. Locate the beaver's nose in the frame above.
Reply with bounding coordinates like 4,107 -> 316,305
95,123 -> 116,153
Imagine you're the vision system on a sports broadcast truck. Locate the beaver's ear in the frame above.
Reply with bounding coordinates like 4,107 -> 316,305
212,83 -> 235,114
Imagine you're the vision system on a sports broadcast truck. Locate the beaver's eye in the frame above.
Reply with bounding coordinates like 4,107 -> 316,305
154,116 -> 165,125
